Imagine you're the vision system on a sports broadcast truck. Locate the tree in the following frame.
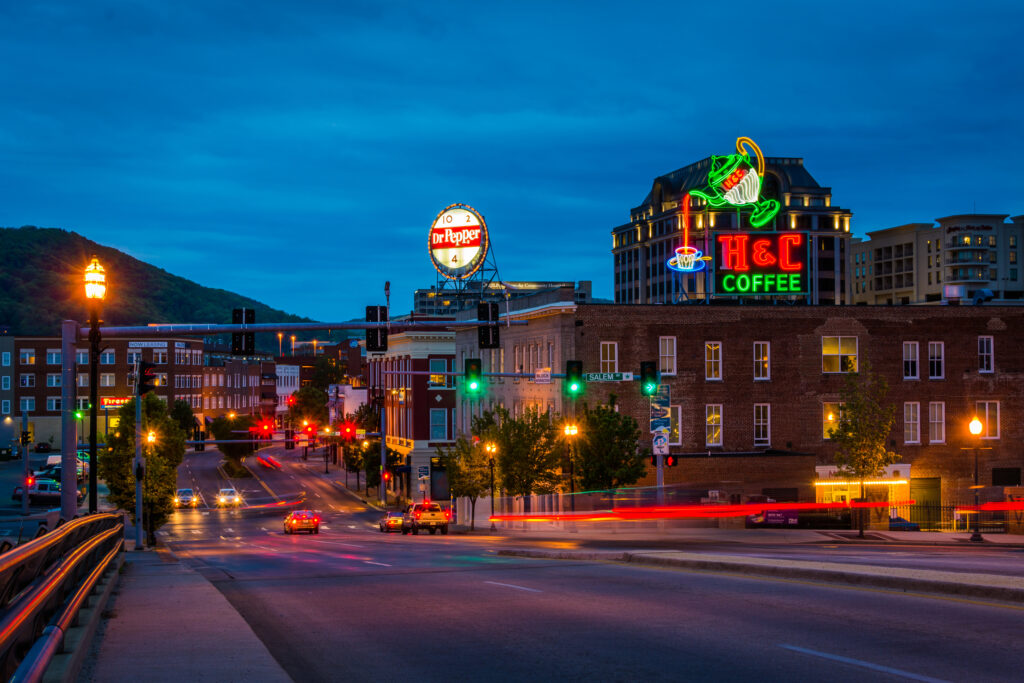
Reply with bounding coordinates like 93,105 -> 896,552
828,362 -> 900,537
169,399 -> 196,436
208,414 -> 255,471
475,406 -> 559,507
290,384 -> 328,425
99,395 -> 186,545
310,356 -> 343,391
438,437 -> 491,530
352,403 -> 379,432
343,442 -> 366,490
575,403 -> 648,492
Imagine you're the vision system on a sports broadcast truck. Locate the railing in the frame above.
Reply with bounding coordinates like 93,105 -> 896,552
0,513 -> 123,680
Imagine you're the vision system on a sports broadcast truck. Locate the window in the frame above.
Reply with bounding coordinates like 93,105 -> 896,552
823,402 -> 842,439
928,342 -> 944,379
127,351 -> 142,365
100,373 -> 115,387
46,373 -> 61,387
753,342 -> 770,381
20,397 -> 35,412
902,342 -> 918,380
668,405 -> 681,445
46,397 -> 61,412
46,350 -> 61,365
19,374 -> 35,388
705,342 -> 722,380
978,336 -> 993,373
77,397 -> 89,410
822,336 -> 857,373
1,400 -> 8,415
992,468 -> 1021,487
76,350 -> 88,365
20,349 -> 35,365
600,342 -> 618,373
928,402 -> 945,443
753,404 -> 770,446
154,350 -> 167,364
1,376 -> 8,391
659,337 -> 676,375
903,402 -> 920,444
430,409 -> 448,441
1,352 -> 9,366
705,405 -> 722,447
428,358 -> 447,386
98,350 -> 114,365
975,401 -> 999,439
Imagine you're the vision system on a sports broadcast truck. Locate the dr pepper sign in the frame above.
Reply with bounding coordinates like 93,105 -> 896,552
429,204 -> 489,280
714,232 -> 808,296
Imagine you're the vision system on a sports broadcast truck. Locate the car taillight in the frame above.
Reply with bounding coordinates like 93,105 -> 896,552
415,512 -> 421,519
314,516 -> 320,523
445,509 -> 451,519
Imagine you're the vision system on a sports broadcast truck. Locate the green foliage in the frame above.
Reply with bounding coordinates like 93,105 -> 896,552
310,356 -> 344,391
209,414 -> 255,464
169,399 -> 196,435
352,404 -> 379,432
0,226 -> 311,339
474,406 -> 559,498
829,362 -> 900,481
575,404 -> 648,491
290,385 -> 328,425
98,395 -> 185,545
437,436 -> 491,529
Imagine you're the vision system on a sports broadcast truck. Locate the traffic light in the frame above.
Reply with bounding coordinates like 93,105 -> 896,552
137,361 -> 158,395
26,475 -> 35,488
464,358 -> 482,394
284,429 -> 295,450
382,470 -> 392,483
665,454 -> 677,467
366,305 -> 388,352
640,361 -> 659,396
477,302 -> 500,349
564,360 -> 583,397
342,423 -> 355,441
231,308 -> 255,355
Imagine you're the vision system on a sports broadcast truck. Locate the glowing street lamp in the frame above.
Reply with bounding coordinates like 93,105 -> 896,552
563,424 -> 579,512
290,335 -> 296,356
84,255 -> 107,514
277,332 -> 283,356
485,442 -> 498,530
968,417 -> 984,542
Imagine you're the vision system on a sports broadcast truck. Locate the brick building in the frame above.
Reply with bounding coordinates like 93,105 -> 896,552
201,358 -> 269,422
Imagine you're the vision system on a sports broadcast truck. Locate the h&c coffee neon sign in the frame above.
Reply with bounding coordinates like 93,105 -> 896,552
714,233 -> 807,295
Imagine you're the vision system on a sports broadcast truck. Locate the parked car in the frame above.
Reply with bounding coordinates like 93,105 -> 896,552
11,478 -> 83,506
379,511 -> 404,533
174,488 -> 199,508
402,502 -> 450,535
284,510 -> 320,534
216,488 -> 242,507
35,443 -> 52,453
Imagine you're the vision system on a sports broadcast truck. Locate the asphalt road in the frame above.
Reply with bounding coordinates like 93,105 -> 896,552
158,448 -> 1024,682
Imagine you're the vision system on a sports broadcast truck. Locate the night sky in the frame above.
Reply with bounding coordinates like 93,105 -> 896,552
2,1 -> 1021,321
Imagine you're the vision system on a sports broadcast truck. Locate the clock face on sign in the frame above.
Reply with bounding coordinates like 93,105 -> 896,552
428,204 -> 489,279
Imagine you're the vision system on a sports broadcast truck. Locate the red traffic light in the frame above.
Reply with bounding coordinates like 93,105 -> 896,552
26,476 -> 34,487
382,471 -> 392,482
287,395 -> 295,406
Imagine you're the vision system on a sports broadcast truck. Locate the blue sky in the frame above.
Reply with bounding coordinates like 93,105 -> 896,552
2,1 -> 1022,320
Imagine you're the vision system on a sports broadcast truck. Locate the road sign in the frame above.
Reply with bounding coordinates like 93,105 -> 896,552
584,372 -> 634,382
356,429 -> 366,440
534,368 -> 551,384
652,433 -> 669,455
417,466 -> 429,478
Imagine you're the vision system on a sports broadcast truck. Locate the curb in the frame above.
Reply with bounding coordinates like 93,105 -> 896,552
497,549 -> 1024,604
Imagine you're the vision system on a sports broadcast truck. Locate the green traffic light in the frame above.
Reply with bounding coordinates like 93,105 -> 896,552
569,382 -> 579,393
469,381 -> 479,391
644,382 -> 656,394
75,411 -> 82,419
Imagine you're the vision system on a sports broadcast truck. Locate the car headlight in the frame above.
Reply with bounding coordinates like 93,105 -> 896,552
173,498 -> 179,504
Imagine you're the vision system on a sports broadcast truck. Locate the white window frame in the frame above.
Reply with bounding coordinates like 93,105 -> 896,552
928,402 -> 945,444
76,350 -> 88,365
430,408 -> 448,441
127,351 -> 142,365
20,397 -> 35,412
99,350 -> 115,365
20,349 -> 35,365
46,350 -> 61,365
659,337 -> 677,376
978,336 -> 993,374
19,374 -> 35,388
1,400 -> 9,415
753,404 -> 770,447
928,341 -> 944,379
46,373 -> 61,388
77,373 -> 88,387
822,336 -> 857,374
154,350 -> 167,365
46,397 -> 61,412
902,341 -> 918,380
903,402 -> 920,444
705,342 -> 722,381
705,404 -> 722,447
1,376 -> 8,391
975,401 -> 999,439
100,373 -> 116,387
753,341 -> 770,381
600,342 -> 618,373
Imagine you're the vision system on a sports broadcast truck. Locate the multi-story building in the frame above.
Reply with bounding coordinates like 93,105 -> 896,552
850,214 -> 1024,304
366,330 -> 455,502
0,334 -> 16,453
201,358 -> 266,422
275,363 -> 300,425
612,156 -> 852,305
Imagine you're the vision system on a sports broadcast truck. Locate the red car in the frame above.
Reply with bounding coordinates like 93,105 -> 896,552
284,510 -> 320,534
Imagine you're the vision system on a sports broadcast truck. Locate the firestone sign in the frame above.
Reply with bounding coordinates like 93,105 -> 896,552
429,204 -> 489,280
714,232 -> 808,295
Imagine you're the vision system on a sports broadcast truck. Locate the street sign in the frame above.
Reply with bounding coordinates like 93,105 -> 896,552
534,368 -> 551,384
652,433 -> 669,455
650,385 -> 671,434
356,429 -> 366,440
584,372 -> 634,382
417,466 -> 429,478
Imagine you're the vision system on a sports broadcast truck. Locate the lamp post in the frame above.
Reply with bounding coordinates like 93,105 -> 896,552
324,426 -> 331,474
563,423 -> 578,513
290,335 -> 296,356
969,417 -> 984,542
84,255 -> 106,515
486,442 -> 497,531
277,332 -> 283,357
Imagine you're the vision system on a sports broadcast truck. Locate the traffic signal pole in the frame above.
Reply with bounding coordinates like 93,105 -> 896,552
21,411 -> 29,516
134,361 -> 144,550
60,320 -> 78,522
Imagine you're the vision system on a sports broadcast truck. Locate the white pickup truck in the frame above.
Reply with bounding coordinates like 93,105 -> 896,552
402,502 -> 450,535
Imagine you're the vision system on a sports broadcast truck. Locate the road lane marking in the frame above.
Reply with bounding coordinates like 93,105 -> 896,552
363,561 -> 392,567
484,581 -> 542,593
304,539 -> 365,549
779,645 -> 949,682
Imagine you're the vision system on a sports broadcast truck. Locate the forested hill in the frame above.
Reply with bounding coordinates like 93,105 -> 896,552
0,226 -> 312,339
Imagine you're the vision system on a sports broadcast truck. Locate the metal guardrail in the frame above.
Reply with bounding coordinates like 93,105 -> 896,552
0,513 -> 123,680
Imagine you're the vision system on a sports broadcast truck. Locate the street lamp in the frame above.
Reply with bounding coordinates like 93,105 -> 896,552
485,442 -> 497,531
291,335 -> 296,356
84,255 -> 106,514
968,417 -> 984,542
563,423 -> 578,513
277,332 -> 283,356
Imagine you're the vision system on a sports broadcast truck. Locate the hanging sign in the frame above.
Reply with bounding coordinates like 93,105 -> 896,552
649,385 -> 671,434
429,204 -> 489,280
714,232 -> 808,296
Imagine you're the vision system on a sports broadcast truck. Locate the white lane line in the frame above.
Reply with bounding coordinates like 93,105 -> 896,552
305,539 -> 365,549
484,581 -> 542,593
247,544 -> 280,553
779,645 -> 949,683
363,561 -> 392,567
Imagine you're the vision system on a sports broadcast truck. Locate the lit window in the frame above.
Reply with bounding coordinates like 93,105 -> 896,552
705,405 -> 722,447
928,342 -> 944,379
822,336 -> 857,373
753,404 -> 770,447
659,337 -> 676,376
753,342 -> 770,381
705,342 -> 722,381
928,402 -> 945,443
19,349 -> 35,365
668,405 -> 681,445
100,373 -> 116,387
904,402 -> 920,444
978,336 -> 993,374
429,358 -> 447,387
600,342 -> 618,373
823,402 -> 843,440
975,401 -> 999,439
902,342 -> 918,380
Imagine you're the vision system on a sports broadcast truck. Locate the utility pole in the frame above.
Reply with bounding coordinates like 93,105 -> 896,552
134,363 -> 144,550
60,320 -> 77,522
21,411 -> 29,516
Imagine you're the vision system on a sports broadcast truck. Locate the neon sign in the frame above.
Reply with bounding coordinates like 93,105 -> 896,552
429,204 -> 489,280
666,193 -> 711,273
714,233 -> 807,295
689,137 -> 780,228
